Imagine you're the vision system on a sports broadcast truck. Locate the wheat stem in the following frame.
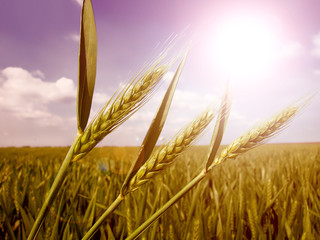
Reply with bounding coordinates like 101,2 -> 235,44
82,194 -> 124,240
127,207 -> 133,235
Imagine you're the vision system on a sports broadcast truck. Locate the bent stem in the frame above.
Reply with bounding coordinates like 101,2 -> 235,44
27,134 -> 81,240
82,194 -> 124,240
126,170 -> 207,240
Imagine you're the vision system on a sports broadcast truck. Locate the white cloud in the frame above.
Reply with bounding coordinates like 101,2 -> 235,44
311,33 -> 320,57
93,92 -> 109,105
281,41 -> 305,58
32,70 -> 45,79
1,67 -> 76,102
0,67 -> 109,125
0,67 -> 77,125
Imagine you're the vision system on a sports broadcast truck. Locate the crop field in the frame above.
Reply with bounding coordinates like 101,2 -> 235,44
0,143 -> 319,239
1,0 -> 320,239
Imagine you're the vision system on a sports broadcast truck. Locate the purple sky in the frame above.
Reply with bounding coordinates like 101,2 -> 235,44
0,0 -> 319,147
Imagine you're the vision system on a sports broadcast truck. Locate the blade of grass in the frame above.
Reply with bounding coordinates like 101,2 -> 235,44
50,188 -> 66,240
183,184 -> 202,239
3,211 -> 17,240
30,4 -> 98,234
121,52 -> 188,195
106,223 -> 116,240
77,0 -> 97,133
205,87 -> 231,171
83,190 -> 97,231
19,203 -> 33,238
82,194 -> 124,240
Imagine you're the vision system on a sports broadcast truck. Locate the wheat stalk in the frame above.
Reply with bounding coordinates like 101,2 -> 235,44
127,109 -> 215,193
72,64 -> 169,161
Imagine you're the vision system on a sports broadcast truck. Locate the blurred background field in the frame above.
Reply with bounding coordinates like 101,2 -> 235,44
0,143 -> 319,239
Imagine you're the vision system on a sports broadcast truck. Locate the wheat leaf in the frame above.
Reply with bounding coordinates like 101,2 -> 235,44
77,0 -> 97,133
205,87 -> 231,171
120,53 -> 188,195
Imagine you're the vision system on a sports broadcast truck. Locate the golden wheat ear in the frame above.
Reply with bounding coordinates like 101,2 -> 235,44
72,55 -> 172,162
77,0 -> 97,133
127,107 -> 215,193
208,98 -> 308,170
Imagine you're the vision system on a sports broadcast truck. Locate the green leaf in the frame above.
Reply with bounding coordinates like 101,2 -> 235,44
183,185 -> 202,239
50,187 -> 66,240
3,211 -> 16,240
100,227 -> 107,240
19,203 -> 42,240
120,52 -> 188,195
107,223 -> 116,240
83,190 -> 97,231
62,220 -> 72,240
205,87 -> 231,171
77,0 -> 97,133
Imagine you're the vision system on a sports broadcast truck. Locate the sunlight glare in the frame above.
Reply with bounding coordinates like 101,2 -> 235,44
210,16 -> 280,81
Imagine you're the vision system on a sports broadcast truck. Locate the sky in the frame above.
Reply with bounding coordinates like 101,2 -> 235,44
0,0 -> 319,147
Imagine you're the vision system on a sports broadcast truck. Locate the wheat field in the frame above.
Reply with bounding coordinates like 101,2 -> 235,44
1,1 -> 319,239
0,143 -> 319,239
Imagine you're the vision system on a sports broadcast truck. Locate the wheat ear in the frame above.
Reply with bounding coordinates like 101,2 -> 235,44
72,64 -> 169,161
208,105 -> 299,169
127,109 -> 215,193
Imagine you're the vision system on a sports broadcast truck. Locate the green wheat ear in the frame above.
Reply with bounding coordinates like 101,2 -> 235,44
77,0 -> 97,133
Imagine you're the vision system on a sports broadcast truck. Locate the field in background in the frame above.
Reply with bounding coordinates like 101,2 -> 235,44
0,143 -> 319,239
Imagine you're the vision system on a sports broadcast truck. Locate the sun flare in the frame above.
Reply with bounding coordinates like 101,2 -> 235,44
210,15 -> 280,81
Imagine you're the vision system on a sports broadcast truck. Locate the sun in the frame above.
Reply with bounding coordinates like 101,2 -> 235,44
210,15 -> 280,81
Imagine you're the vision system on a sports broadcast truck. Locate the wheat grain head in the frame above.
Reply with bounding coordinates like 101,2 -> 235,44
127,109 -> 215,193
72,62 -> 170,162
210,105 -> 300,169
